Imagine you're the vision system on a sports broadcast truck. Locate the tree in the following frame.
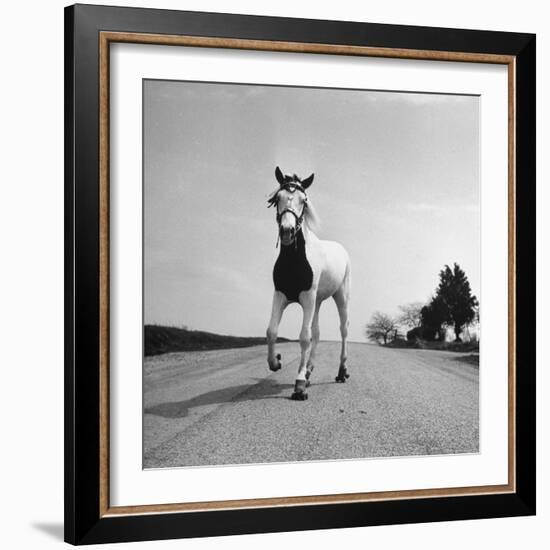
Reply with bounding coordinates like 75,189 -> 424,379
365,312 -> 398,345
397,302 -> 424,329
434,263 -> 478,342
420,296 -> 447,341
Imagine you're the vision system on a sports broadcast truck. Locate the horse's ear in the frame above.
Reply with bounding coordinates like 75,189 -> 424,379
275,166 -> 285,186
301,173 -> 314,189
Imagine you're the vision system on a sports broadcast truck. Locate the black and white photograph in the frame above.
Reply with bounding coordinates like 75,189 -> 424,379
1,0 -> 544,545
143,79 -> 481,469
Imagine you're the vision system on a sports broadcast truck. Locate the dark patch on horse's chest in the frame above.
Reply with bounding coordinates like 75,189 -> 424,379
273,231 -> 313,302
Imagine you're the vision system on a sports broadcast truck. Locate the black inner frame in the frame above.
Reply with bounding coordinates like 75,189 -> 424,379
65,4 -> 536,545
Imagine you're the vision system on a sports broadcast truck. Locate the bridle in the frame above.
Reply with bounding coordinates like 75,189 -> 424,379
267,180 -> 308,248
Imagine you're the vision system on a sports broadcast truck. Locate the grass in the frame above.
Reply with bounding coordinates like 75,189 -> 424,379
452,354 -> 480,367
144,325 -> 291,356
385,338 -> 480,353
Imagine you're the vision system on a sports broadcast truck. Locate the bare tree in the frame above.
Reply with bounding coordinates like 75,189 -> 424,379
397,302 -> 424,329
365,312 -> 398,345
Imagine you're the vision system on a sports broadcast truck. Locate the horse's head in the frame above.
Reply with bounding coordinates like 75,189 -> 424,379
268,166 -> 314,246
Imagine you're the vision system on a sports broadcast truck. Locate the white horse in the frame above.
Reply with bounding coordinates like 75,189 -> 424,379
266,167 -> 351,400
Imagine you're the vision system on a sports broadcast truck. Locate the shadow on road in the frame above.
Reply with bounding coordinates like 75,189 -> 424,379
145,378 -> 294,418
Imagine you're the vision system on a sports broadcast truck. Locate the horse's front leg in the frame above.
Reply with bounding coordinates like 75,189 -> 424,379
291,290 -> 316,400
266,291 -> 288,372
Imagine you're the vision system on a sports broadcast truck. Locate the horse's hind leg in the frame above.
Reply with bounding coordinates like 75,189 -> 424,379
266,291 -> 287,372
333,271 -> 350,383
305,300 -> 322,387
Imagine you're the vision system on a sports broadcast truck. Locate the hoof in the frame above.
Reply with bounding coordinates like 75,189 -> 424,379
291,391 -> 308,401
335,366 -> 350,383
291,379 -> 308,400
268,354 -> 282,372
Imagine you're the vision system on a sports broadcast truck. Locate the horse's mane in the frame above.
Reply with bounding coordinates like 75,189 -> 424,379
304,197 -> 321,233
266,187 -> 321,234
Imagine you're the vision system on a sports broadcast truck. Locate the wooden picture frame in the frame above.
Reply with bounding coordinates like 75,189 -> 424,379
65,3 -> 536,545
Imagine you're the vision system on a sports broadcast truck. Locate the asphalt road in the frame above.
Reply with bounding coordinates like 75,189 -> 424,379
143,342 -> 479,468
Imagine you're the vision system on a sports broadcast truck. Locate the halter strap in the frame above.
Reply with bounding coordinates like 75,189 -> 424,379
276,207 -> 305,239
276,207 -> 304,226
280,181 -> 305,194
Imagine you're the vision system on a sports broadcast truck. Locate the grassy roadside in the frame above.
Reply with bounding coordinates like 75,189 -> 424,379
384,338 -> 479,366
144,325 -> 291,356
385,338 -> 479,353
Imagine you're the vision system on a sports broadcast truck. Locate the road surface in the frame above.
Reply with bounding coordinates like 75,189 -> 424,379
144,342 -> 478,468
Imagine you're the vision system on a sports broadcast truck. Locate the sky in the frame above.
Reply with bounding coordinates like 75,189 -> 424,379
143,79 -> 480,342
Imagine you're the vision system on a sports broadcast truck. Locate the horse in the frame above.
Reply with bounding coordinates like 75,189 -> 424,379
266,167 -> 351,401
